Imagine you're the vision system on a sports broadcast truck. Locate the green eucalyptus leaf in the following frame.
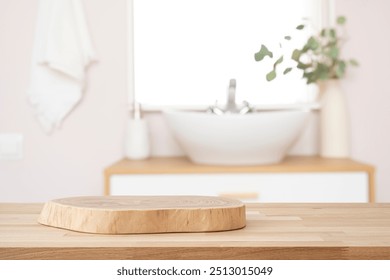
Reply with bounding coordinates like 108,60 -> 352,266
254,45 -> 273,62
328,46 -> 339,59
349,59 -> 359,66
297,62 -> 309,70
302,44 -> 310,53
325,41 -> 337,49
266,70 -> 277,81
335,60 -> 347,78
320,29 -> 327,37
329,28 -> 336,39
273,56 -> 284,69
284,36 -> 292,40
319,72 -> 329,80
317,63 -> 330,80
307,36 -> 319,50
337,16 -> 346,25
291,49 -> 301,61
283,67 -> 292,75
296,24 -> 305,30
303,71 -> 316,84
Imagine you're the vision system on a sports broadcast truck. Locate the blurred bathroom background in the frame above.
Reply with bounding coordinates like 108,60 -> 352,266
1,0 -> 389,202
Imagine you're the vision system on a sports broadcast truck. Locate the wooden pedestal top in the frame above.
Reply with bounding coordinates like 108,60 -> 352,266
38,196 -> 246,234
1,203 -> 390,260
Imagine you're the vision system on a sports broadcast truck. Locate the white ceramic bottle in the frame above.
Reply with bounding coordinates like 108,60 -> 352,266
125,103 -> 150,160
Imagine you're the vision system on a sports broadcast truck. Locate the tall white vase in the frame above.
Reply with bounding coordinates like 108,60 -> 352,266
320,79 -> 350,158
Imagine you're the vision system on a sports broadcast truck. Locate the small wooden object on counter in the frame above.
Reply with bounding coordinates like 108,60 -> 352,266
38,196 -> 246,234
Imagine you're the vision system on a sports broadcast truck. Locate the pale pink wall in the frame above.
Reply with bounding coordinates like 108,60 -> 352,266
0,0 -> 128,202
1,0 -> 389,202
336,0 -> 390,201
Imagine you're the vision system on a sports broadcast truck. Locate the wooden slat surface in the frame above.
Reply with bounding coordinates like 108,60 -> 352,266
1,203 -> 390,259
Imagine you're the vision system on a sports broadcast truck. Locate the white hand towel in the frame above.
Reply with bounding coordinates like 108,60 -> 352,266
28,0 -> 97,133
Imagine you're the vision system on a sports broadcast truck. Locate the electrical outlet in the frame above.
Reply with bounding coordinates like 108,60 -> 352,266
0,134 -> 24,160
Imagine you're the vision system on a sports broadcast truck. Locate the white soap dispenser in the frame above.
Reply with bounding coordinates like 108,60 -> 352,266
125,103 -> 151,160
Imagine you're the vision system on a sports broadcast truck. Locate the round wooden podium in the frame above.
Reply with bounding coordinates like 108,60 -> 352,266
38,196 -> 246,234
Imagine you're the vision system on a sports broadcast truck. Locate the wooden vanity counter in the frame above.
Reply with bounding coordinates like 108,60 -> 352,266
1,203 -> 390,260
104,156 -> 375,203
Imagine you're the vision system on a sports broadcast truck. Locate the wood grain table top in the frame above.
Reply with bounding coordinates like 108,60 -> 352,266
1,203 -> 389,260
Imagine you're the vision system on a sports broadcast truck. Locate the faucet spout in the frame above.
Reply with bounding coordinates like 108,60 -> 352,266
226,78 -> 237,112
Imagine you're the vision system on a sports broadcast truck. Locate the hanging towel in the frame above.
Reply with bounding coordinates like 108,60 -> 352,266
28,0 -> 97,133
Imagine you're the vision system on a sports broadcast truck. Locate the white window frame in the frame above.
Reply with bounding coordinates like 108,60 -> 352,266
127,0 -> 334,112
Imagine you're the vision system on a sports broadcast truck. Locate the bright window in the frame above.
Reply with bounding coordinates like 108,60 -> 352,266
133,0 -> 327,108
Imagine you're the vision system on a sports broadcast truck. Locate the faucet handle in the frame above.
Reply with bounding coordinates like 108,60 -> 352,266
239,101 -> 254,114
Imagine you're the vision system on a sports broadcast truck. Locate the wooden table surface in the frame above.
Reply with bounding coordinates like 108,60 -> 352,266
1,203 -> 390,260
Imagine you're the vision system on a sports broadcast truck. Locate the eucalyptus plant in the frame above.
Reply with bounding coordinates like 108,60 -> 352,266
254,16 -> 358,84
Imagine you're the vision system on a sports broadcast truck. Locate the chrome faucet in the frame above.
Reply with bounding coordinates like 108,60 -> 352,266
207,79 -> 253,115
226,79 -> 237,113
